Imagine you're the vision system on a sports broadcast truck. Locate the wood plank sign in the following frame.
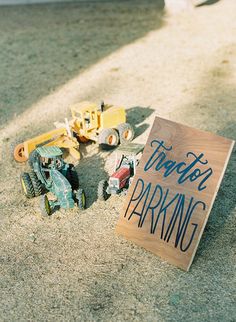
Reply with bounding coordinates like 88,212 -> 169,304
116,117 -> 234,271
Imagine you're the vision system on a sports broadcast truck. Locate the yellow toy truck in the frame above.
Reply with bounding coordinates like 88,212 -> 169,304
70,101 -> 134,148
12,101 -> 134,163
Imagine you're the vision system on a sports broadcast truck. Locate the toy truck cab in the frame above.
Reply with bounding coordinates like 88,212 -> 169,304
33,147 -> 64,177
97,143 -> 144,200
71,102 -> 99,135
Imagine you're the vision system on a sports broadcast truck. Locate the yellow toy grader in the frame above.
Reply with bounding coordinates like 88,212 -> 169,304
13,101 -> 134,163
70,101 -> 134,147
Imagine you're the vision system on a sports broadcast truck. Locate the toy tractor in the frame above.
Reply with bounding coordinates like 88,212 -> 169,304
20,146 -> 86,216
97,143 -> 144,200
70,101 -> 135,149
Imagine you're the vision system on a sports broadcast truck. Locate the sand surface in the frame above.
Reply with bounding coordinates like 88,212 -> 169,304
0,0 -> 235,321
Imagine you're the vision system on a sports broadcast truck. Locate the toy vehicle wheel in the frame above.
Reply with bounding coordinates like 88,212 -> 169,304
40,195 -> 51,217
76,188 -> 86,210
99,128 -> 119,149
29,171 -> 44,197
20,172 -> 35,198
97,180 -> 110,201
117,123 -> 135,143
14,143 -> 27,163
66,164 -> 79,190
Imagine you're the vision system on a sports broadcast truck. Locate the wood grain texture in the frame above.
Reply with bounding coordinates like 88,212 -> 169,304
116,117 -> 234,271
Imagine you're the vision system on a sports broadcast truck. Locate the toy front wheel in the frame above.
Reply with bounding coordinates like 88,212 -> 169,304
117,123 -> 135,144
99,128 -> 119,150
20,172 -> 35,198
97,180 -> 110,201
76,188 -> 86,210
40,195 -> 52,217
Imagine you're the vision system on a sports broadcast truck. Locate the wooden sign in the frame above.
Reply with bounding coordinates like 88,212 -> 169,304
116,117 -> 234,271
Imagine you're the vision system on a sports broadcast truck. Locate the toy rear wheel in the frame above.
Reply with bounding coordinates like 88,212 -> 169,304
14,143 -> 27,162
29,171 -> 44,197
99,128 -> 119,150
117,123 -> 135,143
20,172 -> 35,198
97,180 -> 109,201
76,188 -> 86,210
40,195 -> 51,217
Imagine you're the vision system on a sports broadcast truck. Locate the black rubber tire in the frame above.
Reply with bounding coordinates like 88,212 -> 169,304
66,164 -> 79,190
20,172 -> 35,198
76,188 -> 86,210
29,171 -> 43,197
99,128 -> 119,149
40,195 -> 51,217
97,180 -> 109,201
117,123 -> 135,144
28,150 -> 40,169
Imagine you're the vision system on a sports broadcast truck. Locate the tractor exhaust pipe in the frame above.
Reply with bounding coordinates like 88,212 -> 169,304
101,101 -> 105,112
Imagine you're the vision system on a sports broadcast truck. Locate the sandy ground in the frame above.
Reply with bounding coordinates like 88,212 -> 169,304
0,0 -> 236,321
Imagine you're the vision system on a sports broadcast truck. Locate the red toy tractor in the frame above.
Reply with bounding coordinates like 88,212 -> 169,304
97,143 -> 144,200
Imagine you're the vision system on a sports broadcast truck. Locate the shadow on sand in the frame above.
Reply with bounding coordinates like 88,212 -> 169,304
0,0 -> 165,128
126,106 -> 155,138
196,0 -> 221,7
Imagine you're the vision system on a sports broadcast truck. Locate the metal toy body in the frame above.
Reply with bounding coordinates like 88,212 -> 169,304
14,127 -> 80,163
97,143 -> 144,201
20,146 -> 86,216
70,101 -> 134,149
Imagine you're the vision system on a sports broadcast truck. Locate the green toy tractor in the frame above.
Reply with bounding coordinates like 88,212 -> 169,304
20,146 -> 86,216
